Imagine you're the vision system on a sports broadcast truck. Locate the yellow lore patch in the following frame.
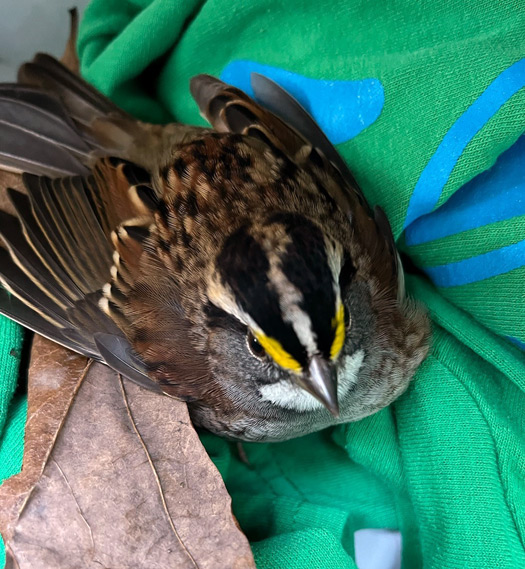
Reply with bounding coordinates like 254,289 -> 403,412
330,302 -> 345,360
255,333 -> 302,373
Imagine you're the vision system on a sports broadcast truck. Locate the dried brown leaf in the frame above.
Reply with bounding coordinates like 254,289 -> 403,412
0,336 -> 88,540
0,336 -> 255,569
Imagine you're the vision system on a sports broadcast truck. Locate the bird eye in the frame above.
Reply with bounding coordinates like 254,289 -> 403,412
247,331 -> 266,358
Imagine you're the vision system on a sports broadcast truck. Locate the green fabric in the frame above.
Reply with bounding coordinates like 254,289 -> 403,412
1,1 -> 525,567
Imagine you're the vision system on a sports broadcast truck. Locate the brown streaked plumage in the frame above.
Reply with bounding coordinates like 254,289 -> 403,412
0,41 -> 429,441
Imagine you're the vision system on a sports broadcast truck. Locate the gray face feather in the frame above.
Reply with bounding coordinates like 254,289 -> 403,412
191,279 -> 415,442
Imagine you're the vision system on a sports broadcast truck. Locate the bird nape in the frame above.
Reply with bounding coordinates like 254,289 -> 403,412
0,51 -> 429,442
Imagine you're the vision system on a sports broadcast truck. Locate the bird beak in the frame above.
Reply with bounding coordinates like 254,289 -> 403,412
295,356 -> 339,416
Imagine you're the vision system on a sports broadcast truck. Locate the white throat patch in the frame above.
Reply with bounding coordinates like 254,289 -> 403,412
258,350 -> 365,412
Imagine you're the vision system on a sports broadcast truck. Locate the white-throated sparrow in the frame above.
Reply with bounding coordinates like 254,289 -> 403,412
0,52 -> 429,442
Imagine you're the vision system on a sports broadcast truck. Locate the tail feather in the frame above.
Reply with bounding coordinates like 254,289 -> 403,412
19,53 -> 126,126
0,75 -> 95,176
0,120 -> 89,177
0,52 -> 139,177
0,92 -> 91,157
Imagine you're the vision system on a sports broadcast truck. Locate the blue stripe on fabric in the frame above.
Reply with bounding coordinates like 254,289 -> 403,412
508,336 -> 525,351
405,135 -> 525,246
423,239 -> 525,287
221,61 -> 384,145
404,59 -> 525,228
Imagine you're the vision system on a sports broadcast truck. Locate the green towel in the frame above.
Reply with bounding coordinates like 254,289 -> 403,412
1,1 -> 524,567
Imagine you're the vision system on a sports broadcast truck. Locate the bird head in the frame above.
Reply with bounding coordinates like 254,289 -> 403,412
207,211 -> 347,416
